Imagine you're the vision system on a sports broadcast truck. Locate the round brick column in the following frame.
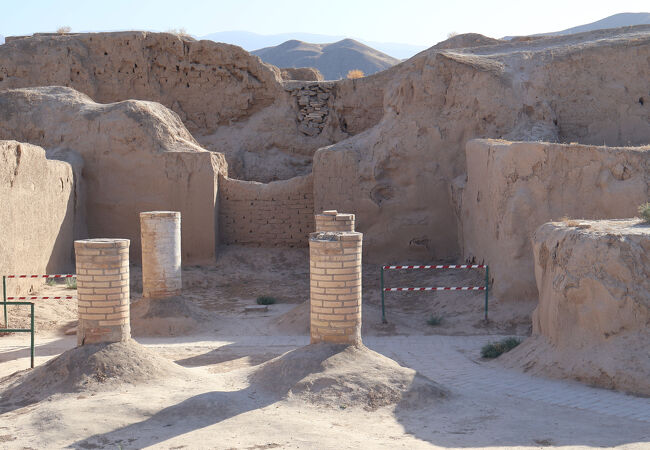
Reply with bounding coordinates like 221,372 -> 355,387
309,231 -> 362,345
140,211 -> 181,299
315,210 -> 355,232
74,239 -> 130,346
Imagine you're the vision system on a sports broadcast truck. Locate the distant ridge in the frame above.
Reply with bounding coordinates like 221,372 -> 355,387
538,12 -> 650,36
504,12 -> 650,39
252,38 -> 400,80
201,31 -> 426,60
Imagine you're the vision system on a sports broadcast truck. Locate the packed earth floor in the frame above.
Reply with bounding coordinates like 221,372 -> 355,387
0,247 -> 648,449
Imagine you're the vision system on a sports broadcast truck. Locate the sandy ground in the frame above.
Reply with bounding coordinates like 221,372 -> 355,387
0,247 -> 648,449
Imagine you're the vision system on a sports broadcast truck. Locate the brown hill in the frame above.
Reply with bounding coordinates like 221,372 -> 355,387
253,38 -> 399,80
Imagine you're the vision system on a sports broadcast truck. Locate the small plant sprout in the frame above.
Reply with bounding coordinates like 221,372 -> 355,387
638,202 -> 650,223
481,337 -> 522,359
426,315 -> 443,326
65,278 -> 77,290
46,278 -> 56,286
256,296 -> 277,305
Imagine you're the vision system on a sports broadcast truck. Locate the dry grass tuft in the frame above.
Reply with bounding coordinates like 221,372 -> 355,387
346,69 -> 364,79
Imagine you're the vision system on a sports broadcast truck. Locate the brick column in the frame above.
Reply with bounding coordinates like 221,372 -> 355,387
140,211 -> 182,299
309,231 -> 362,344
315,210 -> 355,232
74,239 -> 130,345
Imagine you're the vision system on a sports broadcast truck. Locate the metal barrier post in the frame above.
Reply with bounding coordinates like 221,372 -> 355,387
3,275 -> 7,328
30,302 -> 35,368
381,267 -> 387,324
484,266 -> 489,321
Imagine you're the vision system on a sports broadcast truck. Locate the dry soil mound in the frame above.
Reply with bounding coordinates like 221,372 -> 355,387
0,340 -> 186,409
130,296 -> 207,337
249,343 -> 446,410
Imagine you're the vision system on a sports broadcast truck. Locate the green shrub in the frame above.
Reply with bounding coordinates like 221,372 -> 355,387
481,337 -> 521,359
426,315 -> 443,326
65,278 -> 77,290
638,202 -> 650,223
46,278 -> 57,286
256,296 -> 277,305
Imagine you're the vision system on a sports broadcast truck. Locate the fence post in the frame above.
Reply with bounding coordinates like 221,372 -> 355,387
484,266 -> 489,321
30,302 -> 35,369
3,276 -> 7,328
381,267 -> 387,324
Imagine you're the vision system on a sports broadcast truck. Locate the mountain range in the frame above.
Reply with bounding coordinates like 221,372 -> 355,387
201,31 -> 426,60
252,39 -> 399,80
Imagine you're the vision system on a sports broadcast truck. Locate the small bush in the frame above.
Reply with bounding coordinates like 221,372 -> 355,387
481,337 -> 521,359
46,278 -> 57,286
256,296 -> 276,305
57,26 -> 71,34
638,202 -> 650,223
65,278 -> 77,290
167,28 -> 192,39
346,69 -> 364,79
426,315 -> 443,326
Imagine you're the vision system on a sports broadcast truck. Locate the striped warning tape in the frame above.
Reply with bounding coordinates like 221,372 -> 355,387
384,287 -> 485,291
382,264 -> 486,270
6,296 -> 75,300
5,274 -> 76,278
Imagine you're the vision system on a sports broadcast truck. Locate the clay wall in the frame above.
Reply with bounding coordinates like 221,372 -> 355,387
0,141 -> 81,295
457,139 -> 650,302
219,174 -> 314,247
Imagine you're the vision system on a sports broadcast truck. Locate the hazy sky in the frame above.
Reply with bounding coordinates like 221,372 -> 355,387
1,0 -> 648,45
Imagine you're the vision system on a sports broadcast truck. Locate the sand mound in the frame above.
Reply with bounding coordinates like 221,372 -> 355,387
0,340 -> 185,409
271,302 -> 310,335
249,343 -> 446,410
130,296 -> 206,336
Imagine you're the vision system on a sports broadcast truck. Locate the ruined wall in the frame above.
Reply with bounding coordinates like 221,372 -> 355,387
458,139 -> 650,302
503,220 -> 650,395
219,174 -> 314,247
0,32 -> 283,135
0,141 -> 79,295
0,87 -> 226,263
315,28 -> 650,264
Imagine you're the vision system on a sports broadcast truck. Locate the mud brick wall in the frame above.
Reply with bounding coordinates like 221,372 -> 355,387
219,174 -> 315,247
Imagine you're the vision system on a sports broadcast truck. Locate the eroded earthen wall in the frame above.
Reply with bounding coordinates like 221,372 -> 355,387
219,174 -> 314,247
458,139 -> 650,302
502,220 -> 650,396
0,140 -> 80,295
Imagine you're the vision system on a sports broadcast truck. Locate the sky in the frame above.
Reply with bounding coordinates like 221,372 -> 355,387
0,0 -> 648,46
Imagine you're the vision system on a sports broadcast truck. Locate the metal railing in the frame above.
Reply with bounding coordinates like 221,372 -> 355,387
380,264 -> 489,323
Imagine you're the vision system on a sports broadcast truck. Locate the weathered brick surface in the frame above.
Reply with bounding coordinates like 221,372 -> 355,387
219,174 -> 314,247
309,231 -> 362,345
140,211 -> 182,299
315,210 -> 355,232
74,239 -> 130,345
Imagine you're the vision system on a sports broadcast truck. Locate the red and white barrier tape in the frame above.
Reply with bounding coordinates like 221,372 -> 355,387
5,274 -> 76,278
7,296 -> 75,300
382,264 -> 485,270
384,287 -> 485,291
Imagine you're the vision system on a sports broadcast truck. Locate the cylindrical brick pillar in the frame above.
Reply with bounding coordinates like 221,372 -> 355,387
315,210 -> 355,232
74,239 -> 130,346
140,211 -> 181,299
309,231 -> 362,344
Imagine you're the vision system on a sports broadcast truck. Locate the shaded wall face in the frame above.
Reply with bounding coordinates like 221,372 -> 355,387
219,174 -> 314,247
84,152 -> 220,264
0,141 -> 78,295
459,139 -> 650,302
